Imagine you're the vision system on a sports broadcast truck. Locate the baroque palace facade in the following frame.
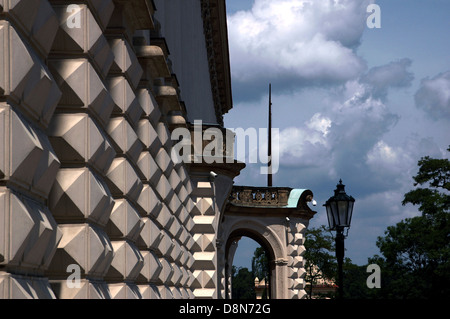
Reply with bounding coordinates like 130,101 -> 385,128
0,0 -> 316,299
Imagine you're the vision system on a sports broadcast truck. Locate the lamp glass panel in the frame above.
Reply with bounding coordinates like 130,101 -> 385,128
347,201 -> 354,226
337,200 -> 349,227
326,204 -> 335,230
330,201 -> 338,226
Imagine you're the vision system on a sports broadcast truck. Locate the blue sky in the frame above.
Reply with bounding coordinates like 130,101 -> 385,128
223,0 -> 450,268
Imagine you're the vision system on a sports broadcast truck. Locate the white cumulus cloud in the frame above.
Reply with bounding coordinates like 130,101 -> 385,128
415,70 -> 450,120
273,58 -> 415,192
277,113 -> 332,167
228,0 -> 373,93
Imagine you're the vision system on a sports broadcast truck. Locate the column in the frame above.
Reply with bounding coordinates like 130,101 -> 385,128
189,175 -> 218,299
286,220 -> 308,299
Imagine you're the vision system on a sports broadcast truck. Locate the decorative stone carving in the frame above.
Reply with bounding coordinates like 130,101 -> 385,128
168,195 -> 183,220
137,250 -> 162,283
107,76 -> 143,127
0,272 -> 57,299
0,22 -> 62,128
229,186 -> 291,207
109,37 -> 143,89
51,4 -> 114,77
105,157 -> 143,203
137,119 -> 162,156
169,170 -> 182,194
155,148 -> 174,176
158,284 -> 174,299
136,217 -> 164,251
108,282 -> 142,299
192,233 -> 215,253
48,59 -> 115,127
155,173 -> 174,204
156,204 -> 174,231
136,88 -> 161,125
0,0 -> 60,56
138,284 -> 161,299
0,105 -> 60,198
136,184 -> 162,218
48,223 -> 114,279
48,113 -> 116,174
106,199 -> 143,241
105,240 -> 144,282
51,278 -> 111,299
86,0 -> 115,30
157,230 -> 174,257
107,117 -> 144,163
156,121 -> 173,151
49,167 -> 114,226
0,188 -> 62,272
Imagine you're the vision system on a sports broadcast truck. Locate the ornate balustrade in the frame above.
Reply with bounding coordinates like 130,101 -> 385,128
229,186 -> 292,207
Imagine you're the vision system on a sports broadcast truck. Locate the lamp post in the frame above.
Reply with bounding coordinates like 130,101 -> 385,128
324,179 -> 355,299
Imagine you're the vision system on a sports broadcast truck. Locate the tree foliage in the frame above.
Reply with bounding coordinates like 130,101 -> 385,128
342,259 -> 376,299
252,246 -> 269,298
231,266 -> 256,299
252,246 -> 269,282
373,146 -> 450,298
304,225 -> 337,298
231,244 -> 270,299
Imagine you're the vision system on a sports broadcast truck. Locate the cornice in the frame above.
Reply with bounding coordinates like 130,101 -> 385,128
200,0 -> 233,126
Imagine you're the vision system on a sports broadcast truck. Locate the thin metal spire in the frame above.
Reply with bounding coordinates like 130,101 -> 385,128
268,83 -> 272,187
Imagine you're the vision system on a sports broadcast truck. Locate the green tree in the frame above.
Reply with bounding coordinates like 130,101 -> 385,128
304,225 -> 337,299
305,226 -> 379,299
251,246 -> 269,298
231,266 -> 256,299
373,146 -> 450,299
342,259 -> 377,299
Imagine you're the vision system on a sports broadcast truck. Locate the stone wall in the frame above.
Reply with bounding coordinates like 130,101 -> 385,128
0,0 -> 312,300
0,0 -> 223,299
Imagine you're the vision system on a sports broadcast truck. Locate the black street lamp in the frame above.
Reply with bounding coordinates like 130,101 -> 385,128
324,179 -> 355,299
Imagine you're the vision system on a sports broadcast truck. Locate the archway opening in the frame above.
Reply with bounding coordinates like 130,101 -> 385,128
225,231 -> 275,299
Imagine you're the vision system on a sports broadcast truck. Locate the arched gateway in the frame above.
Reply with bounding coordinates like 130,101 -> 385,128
217,187 -> 316,299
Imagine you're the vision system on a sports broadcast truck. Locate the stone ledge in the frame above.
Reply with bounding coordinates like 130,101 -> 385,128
113,0 -> 155,30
